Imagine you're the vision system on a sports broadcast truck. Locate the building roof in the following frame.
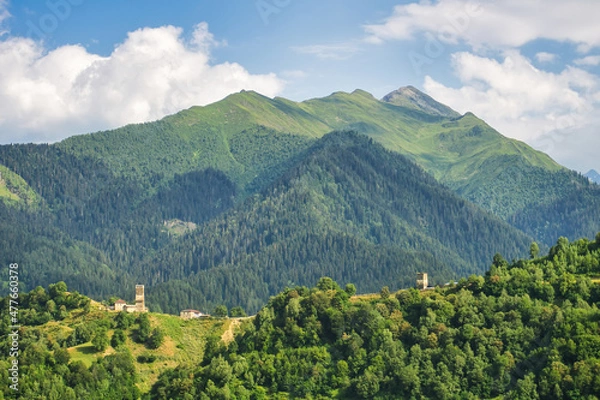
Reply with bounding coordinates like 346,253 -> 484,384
181,309 -> 202,313
115,299 -> 127,304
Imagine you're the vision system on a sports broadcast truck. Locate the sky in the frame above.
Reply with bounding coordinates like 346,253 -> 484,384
0,0 -> 599,173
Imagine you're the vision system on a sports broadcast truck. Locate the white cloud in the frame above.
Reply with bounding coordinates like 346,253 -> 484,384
0,0 -> 10,37
574,55 -> 600,66
535,52 -> 557,63
364,0 -> 600,50
291,43 -> 360,60
423,51 -> 600,171
0,23 -> 284,143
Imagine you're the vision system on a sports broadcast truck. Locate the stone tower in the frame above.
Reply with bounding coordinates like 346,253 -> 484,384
135,285 -> 145,312
416,272 -> 428,289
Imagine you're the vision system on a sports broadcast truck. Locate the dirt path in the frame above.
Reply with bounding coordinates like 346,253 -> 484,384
221,317 -> 253,344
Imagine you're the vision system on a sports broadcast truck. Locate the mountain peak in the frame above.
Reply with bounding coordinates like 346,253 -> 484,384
585,169 -> 600,184
382,86 -> 461,119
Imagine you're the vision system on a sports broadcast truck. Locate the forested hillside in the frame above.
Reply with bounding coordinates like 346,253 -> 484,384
150,233 -> 600,399
139,132 -> 532,313
2,234 -> 599,399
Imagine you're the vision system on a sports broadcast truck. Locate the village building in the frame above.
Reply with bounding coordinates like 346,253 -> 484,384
110,285 -> 148,312
416,272 -> 429,290
114,299 -> 127,311
180,309 -> 209,319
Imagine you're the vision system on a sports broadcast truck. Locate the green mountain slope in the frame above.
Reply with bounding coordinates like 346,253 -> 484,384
137,132 -> 532,314
54,86 -> 593,247
0,144 -> 244,301
0,202 -> 120,296
57,87 -> 562,195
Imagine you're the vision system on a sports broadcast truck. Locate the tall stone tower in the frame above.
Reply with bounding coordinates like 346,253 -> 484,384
416,272 -> 428,289
135,285 -> 145,312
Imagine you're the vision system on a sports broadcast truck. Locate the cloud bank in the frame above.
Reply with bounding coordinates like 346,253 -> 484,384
423,51 -> 600,171
0,22 -> 284,143
364,0 -> 600,50
364,0 -> 600,171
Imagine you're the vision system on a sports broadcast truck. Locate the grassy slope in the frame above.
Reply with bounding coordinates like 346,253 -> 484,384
38,302 -> 236,394
57,89 -> 563,199
0,164 -> 41,207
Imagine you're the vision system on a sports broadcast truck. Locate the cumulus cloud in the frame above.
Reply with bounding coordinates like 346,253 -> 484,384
0,23 -> 284,143
423,51 -> 600,171
364,0 -> 600,50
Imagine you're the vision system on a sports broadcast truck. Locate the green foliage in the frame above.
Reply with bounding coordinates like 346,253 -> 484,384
0,163 -> 41,207
92,327 -> 109,352
345,283 -> 357,297
137,353 -> 157,363
150,233 -> 600,399
380,286 -> 391,299
530,242 -> 540,259
229,306 -> 247,318
111,329 -> 126,348
54,347 -> 71,365
213,305 -> 228,318
115,311 -> 135,330
136,313 -> 151,344
147,328 -> 165,349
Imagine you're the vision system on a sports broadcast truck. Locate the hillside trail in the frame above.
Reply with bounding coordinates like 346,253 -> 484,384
221,317 -> 253,344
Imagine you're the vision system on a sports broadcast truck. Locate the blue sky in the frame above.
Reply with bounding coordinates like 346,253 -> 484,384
1,0 -> 599,173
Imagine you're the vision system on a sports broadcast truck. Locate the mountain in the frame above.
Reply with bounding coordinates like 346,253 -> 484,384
55,86 -> 593,238
0,130 -> 533,313
381,85 -> 461,118
585,169 -> 600,184
1,86 -> 599,313
139,132 -> 532,313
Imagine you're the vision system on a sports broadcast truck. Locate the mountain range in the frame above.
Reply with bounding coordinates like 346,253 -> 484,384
1,86 -> 599,313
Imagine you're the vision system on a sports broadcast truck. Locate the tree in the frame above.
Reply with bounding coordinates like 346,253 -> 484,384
92,328 -> 109,352
111,329 -> 126,348
54,347 -> 71,365
49,281 -> 68,298
230,306 -> 246,317
147,328 -> 164,349
317,277 -> 338,291
213,305 -> 228,318
115,311 -> 134,329
136,313 -> 151,343
345,283 -> 357,297
380,286 -> 390,299
530,242 -> 540,259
